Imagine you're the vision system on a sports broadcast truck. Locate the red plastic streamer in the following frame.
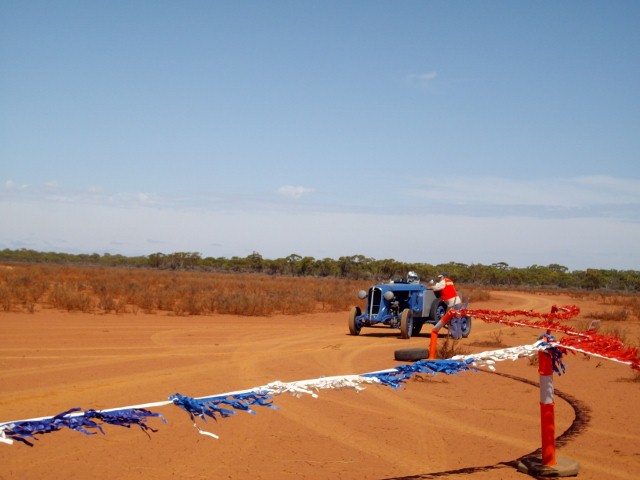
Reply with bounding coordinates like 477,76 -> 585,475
457,305 -> 639,371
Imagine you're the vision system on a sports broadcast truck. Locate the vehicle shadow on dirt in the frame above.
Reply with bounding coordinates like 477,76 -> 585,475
346,331 -> 452,339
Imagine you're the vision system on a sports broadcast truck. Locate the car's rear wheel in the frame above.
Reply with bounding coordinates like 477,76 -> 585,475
412,320 -> 424,336
400,309 -> 413,339
348,306 -> 362,335
430,300 -> 447,323
460,315 -> 472,337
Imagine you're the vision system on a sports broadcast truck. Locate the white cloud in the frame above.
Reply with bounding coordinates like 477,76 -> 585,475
276,185 -> 315,199
410,175 -> 640,210
1,198 -> 638,270
1,175 -> 639,270
2,180 -> 29,190
406,71 -> 437,84
135,192 -> 158,204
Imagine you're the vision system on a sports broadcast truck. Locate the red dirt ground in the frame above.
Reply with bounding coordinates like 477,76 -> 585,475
1,290 -> 638,479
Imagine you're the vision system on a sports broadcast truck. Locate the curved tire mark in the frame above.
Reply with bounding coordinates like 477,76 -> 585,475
382,371 -> 591,479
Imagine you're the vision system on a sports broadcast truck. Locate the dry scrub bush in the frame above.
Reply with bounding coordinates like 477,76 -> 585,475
0,265 -> 48,312
585,308 -> 630,322
609,296 -> 640,320
459,286 -> 491,302
49,284 -> 94,312
438,338 -> 469,359
569,291 -> 640,321
469,329 -> 506,348
0,285 -> 11,312
0,264 -> 369,316
574,318 -> 600,332
601,325 -> 629,345
97,295 -> 129,314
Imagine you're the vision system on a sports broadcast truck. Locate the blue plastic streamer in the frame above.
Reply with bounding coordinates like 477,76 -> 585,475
84,409 -> 165,432
219,392 -> 279,413
3,407 -> 165,446
364,359 -> 476,389
169,391 -> 279,423
169,393 -> 220,422
538,333 -> 566,375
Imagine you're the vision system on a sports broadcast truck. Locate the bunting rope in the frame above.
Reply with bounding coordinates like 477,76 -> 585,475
1,304 -> 637,446
0,360 -> 476,446
458,305 -> 639,370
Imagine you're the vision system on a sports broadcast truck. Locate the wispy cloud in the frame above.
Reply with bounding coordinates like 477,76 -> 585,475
413,176 -> 640,207
406,71 -> 437,85
3,179 -> 29,190
0,179 -> 167,208
409,175 -> 640,220
276,185 -> 315,199
3,175 -> 638,224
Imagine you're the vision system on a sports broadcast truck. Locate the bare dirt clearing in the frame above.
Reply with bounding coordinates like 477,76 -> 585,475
1,290 -> 638,479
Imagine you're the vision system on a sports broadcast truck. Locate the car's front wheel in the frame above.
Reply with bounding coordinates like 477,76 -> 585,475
400,309 -> 413,339
348,306 -> 362,335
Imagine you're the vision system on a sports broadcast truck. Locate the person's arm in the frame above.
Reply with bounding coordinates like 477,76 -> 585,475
430,279 -> 445,291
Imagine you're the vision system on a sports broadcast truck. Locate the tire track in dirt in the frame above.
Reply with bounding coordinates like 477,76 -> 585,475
2,291 -> 635,480
381,371 -> 592,479
222,320 -> 552,474
336,376 -> 540,443
480,290 -> 556,312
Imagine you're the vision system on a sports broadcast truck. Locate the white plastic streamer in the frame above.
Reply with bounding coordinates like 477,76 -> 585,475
193,422 -> 220,439
451,341 -> 544,371
0,427 -> 14,445
259,375 -> 382,399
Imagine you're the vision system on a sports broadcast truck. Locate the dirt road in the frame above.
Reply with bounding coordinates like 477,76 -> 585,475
0,290 -> 638,479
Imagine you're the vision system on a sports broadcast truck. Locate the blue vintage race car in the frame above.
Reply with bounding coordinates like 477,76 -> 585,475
348,276 -> 471,339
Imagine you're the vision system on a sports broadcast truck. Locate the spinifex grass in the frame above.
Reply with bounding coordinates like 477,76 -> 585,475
0,264 -> 370,316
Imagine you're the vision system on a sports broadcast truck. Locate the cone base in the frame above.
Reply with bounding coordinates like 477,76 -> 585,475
517,456 -> 580,477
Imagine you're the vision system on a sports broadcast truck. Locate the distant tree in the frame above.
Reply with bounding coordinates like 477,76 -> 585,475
285,254 -> 303,275
299,256 -> 315,276
314,257 -> 339,277
0,247 -> 639,292
491,262 -> 510,270
266,257 -> 288,275
148,252 -> 164,268
247,251 -> 264,272
372,258 -> 402,281
547,263 -> 569,273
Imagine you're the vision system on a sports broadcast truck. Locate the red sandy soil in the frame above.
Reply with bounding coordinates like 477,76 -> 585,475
0,290 -> 638,480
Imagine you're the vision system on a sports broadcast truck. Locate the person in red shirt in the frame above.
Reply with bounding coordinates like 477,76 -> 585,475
428,273 -> 461,308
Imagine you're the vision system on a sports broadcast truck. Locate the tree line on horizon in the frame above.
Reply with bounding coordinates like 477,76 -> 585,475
0,248 -> 638,292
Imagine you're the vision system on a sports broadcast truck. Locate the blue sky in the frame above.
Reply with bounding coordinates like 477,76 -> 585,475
1,1 -> 639,271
